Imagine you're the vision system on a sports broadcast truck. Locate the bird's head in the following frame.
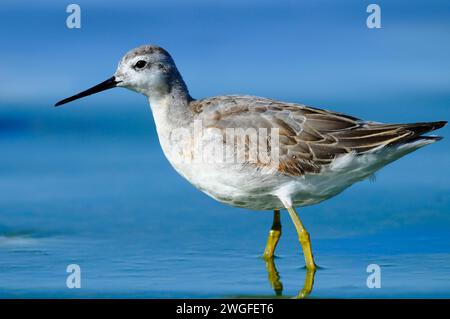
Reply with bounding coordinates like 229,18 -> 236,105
55,45 -> 187,107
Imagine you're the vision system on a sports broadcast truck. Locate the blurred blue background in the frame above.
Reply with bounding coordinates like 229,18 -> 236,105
0,0 -> 449,298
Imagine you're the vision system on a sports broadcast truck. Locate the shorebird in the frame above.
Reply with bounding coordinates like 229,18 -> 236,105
55,45 -> 446,274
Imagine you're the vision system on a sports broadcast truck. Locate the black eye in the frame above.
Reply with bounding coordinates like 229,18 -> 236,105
134,60 -> 147,69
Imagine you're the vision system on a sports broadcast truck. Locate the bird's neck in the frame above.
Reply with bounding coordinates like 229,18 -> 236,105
147,77 -> 196,149
147,78 -> 197,172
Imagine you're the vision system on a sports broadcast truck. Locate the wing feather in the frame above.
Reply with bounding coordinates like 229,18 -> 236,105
189,96 -> 446,176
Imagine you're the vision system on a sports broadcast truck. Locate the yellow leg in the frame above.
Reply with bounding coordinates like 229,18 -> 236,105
263,209 -> 282,259
287,207 -> 317,270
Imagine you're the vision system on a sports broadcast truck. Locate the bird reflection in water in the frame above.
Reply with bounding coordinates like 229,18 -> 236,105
264,257 -> 316,298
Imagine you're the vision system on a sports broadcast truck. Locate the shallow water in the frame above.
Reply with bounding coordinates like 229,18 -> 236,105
0,98 -> 449,298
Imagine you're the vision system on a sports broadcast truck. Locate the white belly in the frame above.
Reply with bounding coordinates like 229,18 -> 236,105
159,136 -> 429,211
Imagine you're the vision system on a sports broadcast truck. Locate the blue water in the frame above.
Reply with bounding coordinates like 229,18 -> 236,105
1,0 -> 450,298
0,94 -> 449,298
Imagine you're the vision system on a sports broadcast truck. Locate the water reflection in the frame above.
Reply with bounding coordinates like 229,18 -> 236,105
264,258 -> 316,298
264,258 -> 283,296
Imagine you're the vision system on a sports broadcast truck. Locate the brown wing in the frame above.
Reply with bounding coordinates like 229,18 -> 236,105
190,95 -> 446,176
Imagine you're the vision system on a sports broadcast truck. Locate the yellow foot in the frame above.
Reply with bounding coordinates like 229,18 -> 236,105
263,230 -> 281,259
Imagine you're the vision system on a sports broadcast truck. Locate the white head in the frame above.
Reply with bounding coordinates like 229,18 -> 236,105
55,45 -> 190,107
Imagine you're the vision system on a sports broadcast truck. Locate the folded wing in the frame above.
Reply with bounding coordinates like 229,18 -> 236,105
190,95 -> 446,176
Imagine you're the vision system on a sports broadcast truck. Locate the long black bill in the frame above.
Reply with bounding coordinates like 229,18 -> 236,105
54,76 -> 119,107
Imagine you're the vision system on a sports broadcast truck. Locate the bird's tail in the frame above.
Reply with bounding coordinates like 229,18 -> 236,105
388,120 -> 447,146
